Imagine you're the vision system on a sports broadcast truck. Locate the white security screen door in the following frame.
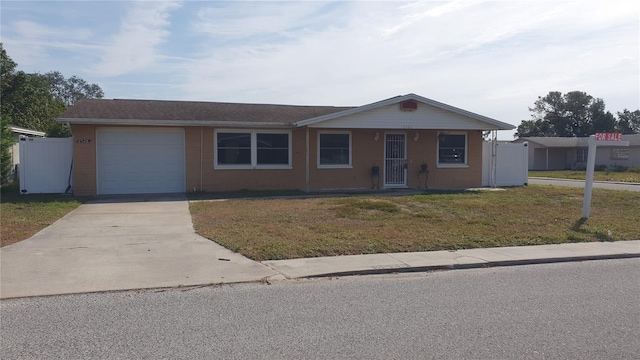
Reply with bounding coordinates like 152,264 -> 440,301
384,133 -> 407,187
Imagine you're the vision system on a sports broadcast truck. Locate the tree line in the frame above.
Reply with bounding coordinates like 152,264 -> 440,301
1,43 -> 104,182
515,91 -> 639,138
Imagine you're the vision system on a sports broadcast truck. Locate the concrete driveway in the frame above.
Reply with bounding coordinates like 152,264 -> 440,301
0,194 -> 278,299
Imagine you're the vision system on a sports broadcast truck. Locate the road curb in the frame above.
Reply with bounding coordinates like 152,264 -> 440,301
303,252 -> 640,278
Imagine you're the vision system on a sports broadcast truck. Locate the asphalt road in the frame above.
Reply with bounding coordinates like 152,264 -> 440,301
529,177 -> 640,191
2,259 -> 639,359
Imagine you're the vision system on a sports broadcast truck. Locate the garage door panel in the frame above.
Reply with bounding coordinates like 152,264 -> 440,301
97,128 -> 185,195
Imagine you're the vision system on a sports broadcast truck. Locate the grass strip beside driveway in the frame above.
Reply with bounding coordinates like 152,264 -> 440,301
529,170 -> 640,183
190,186 -> 640,261
0,186 -> 84,247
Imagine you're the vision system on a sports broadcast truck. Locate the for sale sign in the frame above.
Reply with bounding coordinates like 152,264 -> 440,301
595,133 -> 622,141
582,133 -> 629,219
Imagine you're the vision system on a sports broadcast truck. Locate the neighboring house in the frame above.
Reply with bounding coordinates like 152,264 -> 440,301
514,135 -> 640,170
57,93 -> 515,196
8,126 -> 46,181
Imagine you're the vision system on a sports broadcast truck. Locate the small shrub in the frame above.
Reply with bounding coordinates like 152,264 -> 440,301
608,164 -> 628,172
628,165 -> 640,173
594,164 -> 607,171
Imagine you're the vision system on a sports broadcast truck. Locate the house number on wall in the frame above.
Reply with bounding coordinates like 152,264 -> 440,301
76,139 -> 92,144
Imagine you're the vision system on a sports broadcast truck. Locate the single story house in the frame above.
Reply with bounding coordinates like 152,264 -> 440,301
8,126 -> 46,181
514,135 -> 640,170
57,93 -> 515,196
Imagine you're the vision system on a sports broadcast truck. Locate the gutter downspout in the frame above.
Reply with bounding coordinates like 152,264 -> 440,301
200,126 -> 203,191
66,122 -> 73,194
305,127 -> 310,192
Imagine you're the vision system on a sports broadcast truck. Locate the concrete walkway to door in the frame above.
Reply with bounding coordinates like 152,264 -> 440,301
0,194 -> 279,299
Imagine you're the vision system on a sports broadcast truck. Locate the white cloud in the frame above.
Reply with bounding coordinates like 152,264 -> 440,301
193,1 -> 335,40
383,0 -> 485,37
179,1 -> 637,110
14,20 -> 93,41
3,0 -> 636,141
89,1 -> 182,77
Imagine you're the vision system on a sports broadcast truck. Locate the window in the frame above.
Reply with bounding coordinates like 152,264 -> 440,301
576,148 -> 588,162
610,148 -> 629,160
215,131 -> 291,168
217,132 -> 251,165
257,133 -> 289,165
318,132 -> 351,167
437,132 -> 467,166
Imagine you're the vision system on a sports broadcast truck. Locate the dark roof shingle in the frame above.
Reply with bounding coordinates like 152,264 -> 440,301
59,99 -> 354,124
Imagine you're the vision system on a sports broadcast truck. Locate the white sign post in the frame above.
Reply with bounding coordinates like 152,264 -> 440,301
582,133 -> 629,218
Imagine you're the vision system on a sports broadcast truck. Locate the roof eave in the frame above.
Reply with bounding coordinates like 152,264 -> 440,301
57,118 -> 292,128
294,93 -> 515,130
9,126 -> 46,136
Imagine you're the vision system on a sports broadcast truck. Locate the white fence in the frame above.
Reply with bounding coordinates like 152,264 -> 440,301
18,137 -> 73,194
482,141 -> 529,187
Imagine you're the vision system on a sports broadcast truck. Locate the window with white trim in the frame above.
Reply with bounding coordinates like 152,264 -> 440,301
318,132 -> 351,167
437,132 -> 467,166
215,130 -> 291,168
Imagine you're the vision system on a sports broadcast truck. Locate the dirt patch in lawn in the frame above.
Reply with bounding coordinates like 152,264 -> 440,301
190,186 -> 640,261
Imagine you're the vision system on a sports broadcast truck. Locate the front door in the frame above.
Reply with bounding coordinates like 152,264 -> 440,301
384,133 -> 407,187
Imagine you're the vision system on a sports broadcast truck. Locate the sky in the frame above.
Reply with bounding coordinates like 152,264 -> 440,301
2,0 -> 639,139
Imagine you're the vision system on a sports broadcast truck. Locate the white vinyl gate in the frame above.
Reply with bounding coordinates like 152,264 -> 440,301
18,137 -> 73,194
482,141 -> 529,187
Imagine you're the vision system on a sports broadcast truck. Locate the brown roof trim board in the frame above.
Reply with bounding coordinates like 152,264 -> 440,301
59,99 -> 354,127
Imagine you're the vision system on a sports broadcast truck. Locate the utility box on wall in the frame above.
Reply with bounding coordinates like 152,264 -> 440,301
482,141 -> 529,187
18,137 -> 73,194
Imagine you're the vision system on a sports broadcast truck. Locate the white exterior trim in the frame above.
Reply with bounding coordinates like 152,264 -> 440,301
10,126 -> 46,137
295,93 -> 514,130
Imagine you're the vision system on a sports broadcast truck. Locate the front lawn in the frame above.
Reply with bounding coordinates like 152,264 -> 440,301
0,184 -> 84,247
190,186 -> 640,261
529,170 -> 640,182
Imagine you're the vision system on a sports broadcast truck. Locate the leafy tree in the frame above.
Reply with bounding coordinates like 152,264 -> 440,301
591,107 -> 617,134
1,70 -> 65,133
39,71 -> 104,107
515,119 -> 554,137
516,91 -> 622,138
1,43 -> 17,100
617,109 -> 640,134
0,43 -> 104,137
0,115 -> 14,184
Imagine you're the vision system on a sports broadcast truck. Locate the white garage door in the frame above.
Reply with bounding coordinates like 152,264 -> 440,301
97,128 -> 185,195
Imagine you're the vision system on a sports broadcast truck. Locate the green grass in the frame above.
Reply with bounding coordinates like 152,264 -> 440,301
0,183 -> 85,247
529,170 -> 640,182
190,186 -> 640,261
